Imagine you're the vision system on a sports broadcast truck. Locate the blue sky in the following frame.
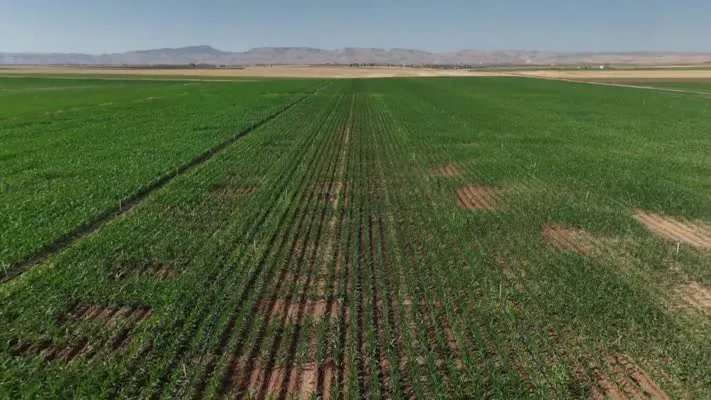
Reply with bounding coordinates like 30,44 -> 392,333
1,0 -> 710,53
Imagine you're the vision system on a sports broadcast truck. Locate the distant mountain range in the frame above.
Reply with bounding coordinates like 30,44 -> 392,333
2,45 -> 711,66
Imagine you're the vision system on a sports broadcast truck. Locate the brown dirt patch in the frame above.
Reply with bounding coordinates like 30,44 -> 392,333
63,303 -> 152,326
154,264 -> 180,278
456,186 -> 508,211
429,164 -> 461,177
593,354 -> 669,400
281,271 -> 328,297
33,303 -> 153,360
632,210 -> 711,251
542,224 -> 594,255
227,358 -> 329,399
321,358 -> 337,400
674,281 -> 711,315
261,300 -> 342,323
408,356 -> 464,370
441,319 -> 462,359
291,238 -> 317,261
11,322 -> 142,364
592,369 -> 627,400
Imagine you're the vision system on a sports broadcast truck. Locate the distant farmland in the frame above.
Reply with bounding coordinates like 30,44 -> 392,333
1,76 -> 710,399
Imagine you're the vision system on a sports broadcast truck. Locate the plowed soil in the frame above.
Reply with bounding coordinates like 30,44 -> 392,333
456,186 -> 509,211
632,210 -> 711,250
227,358 -> 322,399
11,303 -> 152,364
674,281 -> 711,315
542,224 -> 594,255
261,300 -> 341,323
593,354 -> 669,400
429,164 -> 461,177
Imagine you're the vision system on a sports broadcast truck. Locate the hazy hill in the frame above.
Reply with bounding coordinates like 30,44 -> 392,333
2,45 -> 711,66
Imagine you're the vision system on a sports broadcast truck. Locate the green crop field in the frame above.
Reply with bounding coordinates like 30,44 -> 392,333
1,76 -> 710,399
0,77 -> 322,275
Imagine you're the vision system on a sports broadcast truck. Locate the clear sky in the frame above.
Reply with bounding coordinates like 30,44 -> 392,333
1,0 -> 710,53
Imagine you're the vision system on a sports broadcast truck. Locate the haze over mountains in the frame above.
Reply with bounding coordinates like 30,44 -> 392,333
2,45 -> 711,66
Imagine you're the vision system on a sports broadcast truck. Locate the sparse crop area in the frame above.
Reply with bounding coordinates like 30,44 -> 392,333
1,76 -> 710,399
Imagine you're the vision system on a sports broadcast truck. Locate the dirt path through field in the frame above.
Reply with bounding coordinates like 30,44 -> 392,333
510,71 -> 711,95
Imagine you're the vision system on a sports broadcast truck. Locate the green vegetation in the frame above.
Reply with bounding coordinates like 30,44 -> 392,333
0,77 -> 322,271
1,77 -> 710,399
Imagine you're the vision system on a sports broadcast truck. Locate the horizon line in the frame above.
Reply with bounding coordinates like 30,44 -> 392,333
3,45 -> 711,55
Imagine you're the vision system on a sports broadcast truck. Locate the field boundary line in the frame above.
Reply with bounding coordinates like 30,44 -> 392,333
1,82 -> 330,284
506,72 -> 711,96
0,74 -> 262,83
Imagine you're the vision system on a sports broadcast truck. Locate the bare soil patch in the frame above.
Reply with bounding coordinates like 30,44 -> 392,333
261,300 -> 342,323
11,303 -> 152,364
632,210 -> 711,251
228,359 -> 320,399
592,369 -> 627,400
154,264 -> 180,278
10,338 -> 95,364
456,186 -> 509,211
223,356 -> 337,400
429,164 -> 461,177
593,354 -> 669,400
542,224 -> 594,255
674,281 -> 711,315
63,303 -> 152,326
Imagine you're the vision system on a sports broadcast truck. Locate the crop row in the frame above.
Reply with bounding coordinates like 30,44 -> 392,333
0,77 -> 323,274
2,77 -> 710,399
